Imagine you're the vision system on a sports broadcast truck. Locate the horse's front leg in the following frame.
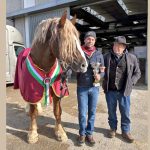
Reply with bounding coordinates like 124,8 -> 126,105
27,104 -> 39,144
52,92 -> 68,142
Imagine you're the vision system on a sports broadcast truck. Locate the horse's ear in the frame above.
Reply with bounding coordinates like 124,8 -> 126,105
71,14 -> 76,25
58,11 -> 67,28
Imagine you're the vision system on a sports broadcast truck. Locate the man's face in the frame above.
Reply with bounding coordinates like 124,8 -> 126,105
84,36 -> 96,48
113,42 -> 126,55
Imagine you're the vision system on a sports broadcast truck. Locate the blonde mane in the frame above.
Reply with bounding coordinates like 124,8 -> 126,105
31,17 -> 80,69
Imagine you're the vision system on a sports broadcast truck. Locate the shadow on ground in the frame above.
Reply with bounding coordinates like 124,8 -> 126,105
7,103 -> 111,145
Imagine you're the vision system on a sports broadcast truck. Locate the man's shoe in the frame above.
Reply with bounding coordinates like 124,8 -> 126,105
108,129 -> 116,138
77,135 -> 85,146
122,132 -> 134,143
86,135 -> 95,145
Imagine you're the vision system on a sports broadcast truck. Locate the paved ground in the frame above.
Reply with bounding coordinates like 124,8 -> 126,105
6,81 -> 148,150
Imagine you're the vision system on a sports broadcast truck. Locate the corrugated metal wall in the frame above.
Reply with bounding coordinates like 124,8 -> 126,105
15,18 -> 26,45
29,7 -> 70,45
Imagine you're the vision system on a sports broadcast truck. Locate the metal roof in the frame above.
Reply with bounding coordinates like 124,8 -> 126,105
70,0 -> 147,49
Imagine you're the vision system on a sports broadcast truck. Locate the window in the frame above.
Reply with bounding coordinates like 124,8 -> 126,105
24,0 -> 35,8
14,46 -> 24,57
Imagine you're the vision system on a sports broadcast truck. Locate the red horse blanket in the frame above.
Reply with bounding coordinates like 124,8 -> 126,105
14,48 -> 69,104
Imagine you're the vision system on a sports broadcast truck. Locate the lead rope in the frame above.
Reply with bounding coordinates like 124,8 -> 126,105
59,68 -> 72,100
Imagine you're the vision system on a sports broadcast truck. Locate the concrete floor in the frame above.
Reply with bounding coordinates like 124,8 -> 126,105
6,81 -> 148,150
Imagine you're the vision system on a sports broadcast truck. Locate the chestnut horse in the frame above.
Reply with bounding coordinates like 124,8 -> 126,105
14,12 -> 88,144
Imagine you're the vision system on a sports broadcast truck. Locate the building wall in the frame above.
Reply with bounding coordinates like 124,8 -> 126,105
29,7 -> 70,46
35,0 -> 54,5
134,46 -> 147,84
6,19 -> 14,26
6,0 -> 24,13
35,0 -> 75,5
14,18 -> 26,46
6,0 -> 71,47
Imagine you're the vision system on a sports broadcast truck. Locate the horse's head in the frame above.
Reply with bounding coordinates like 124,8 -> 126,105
32,12 -> 88,73
53,12 -> 88,72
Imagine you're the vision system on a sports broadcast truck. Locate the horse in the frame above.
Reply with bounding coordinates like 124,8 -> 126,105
14,11 -> 88,144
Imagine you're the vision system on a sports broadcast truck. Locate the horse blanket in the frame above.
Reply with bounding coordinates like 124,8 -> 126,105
14,48 -> 69,104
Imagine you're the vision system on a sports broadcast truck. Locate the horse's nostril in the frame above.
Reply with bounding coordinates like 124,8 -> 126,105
81,63 -> 85,68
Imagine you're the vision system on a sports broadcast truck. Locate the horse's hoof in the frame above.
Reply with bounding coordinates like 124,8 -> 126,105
27,132 -> 39,144
55,131 -> 68,142
55,125 -> 68,142
61,134 -> 68,142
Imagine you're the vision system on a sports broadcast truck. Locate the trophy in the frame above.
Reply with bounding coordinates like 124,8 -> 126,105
90,62 -> 101,87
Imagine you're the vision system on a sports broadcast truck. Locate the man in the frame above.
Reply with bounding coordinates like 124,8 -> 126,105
102,36 -> 141,143
76,31 -> 104,146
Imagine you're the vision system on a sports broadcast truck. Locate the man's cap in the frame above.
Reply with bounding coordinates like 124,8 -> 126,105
114,36 -> 129,45
84,31 -> 96,39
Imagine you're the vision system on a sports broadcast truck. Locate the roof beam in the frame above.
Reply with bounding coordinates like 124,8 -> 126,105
95,25 -> 147,35
72,0 -> 113,9
82,7 -> 105,22
100,0 -> 129,20
71,8 -> 107,28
